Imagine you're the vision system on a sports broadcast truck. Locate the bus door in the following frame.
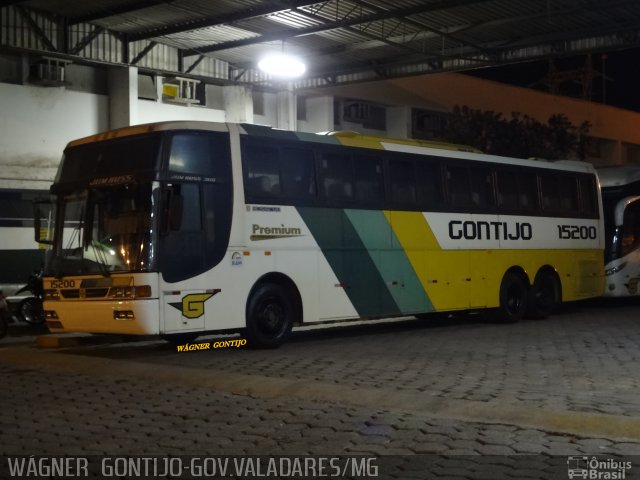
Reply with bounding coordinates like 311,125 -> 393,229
158,182 -> 210,334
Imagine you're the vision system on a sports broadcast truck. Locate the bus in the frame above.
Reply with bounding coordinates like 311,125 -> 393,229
598,166 -> 640,297
35,121 -> 604,347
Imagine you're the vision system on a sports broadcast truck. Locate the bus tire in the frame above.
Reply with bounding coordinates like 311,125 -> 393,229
526,270 -> 560,319
246,283 -> 294,349
496,272 -> 528,323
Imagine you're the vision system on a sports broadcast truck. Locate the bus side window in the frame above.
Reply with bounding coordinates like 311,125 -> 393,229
169,134 -> 213,176
280,147 -> 317,199
446,166 -> 471,208
353,156 -> 383,204
540,174 -> 560,212
468,167 -> 493,208
390,160 -> 416,206
322,153 -> 353,200
244,145 -> 281,197
496,170 -> 518,210
517,172 -> 538,211
579,176 -> 597,216
416,162 -> 442,209
558,176 -> 579,212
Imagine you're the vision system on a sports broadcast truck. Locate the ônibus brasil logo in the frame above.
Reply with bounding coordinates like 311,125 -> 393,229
567,456 -> 632,479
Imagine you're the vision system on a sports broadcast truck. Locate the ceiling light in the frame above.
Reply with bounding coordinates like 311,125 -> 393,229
258,53 -> 306,78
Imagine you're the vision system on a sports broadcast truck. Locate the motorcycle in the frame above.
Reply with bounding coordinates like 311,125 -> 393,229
14,270 -> 45,325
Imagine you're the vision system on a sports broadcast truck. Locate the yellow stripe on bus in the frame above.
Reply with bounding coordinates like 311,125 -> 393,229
384,210 -> 471,311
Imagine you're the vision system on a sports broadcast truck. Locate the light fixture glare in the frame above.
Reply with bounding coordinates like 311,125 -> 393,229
258,53 -> 306,78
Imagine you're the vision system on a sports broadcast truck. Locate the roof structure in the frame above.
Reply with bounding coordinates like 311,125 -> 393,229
2,0 -> 640,88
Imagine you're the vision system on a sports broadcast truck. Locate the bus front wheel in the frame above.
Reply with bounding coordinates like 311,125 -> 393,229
246,283 -> 294,348
496,272 -> 528,323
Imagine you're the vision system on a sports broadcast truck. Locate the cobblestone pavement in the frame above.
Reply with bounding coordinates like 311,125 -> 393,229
158,301 -> 640,418
1,298 -> 640,478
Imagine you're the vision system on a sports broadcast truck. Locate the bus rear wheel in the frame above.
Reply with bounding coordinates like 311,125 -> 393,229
246,283 -> 294,349
496,272 -> 528,323
526,271 -> 560,319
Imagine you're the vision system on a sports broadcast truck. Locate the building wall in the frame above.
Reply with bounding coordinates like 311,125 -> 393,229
138,100 -> 225,124
303,73 -> 640,166
3,68 -> 640,191
0,82 -> 108,189
392,74 -> 640,148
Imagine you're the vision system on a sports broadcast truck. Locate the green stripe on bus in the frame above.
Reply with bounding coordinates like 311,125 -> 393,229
296,207 -> 400,317
344,209 -> 434,314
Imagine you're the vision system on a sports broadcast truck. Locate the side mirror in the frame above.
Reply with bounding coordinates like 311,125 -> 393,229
33,200 -> 53,245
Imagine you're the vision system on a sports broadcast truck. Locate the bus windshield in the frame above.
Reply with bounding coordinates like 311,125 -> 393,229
47,183 -> 156,276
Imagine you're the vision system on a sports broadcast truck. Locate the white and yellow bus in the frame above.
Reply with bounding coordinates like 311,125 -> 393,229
598,166 -> 640,296
36,121 -> 604,347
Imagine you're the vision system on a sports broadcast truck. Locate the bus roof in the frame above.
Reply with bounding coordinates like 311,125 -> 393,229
66,121 -> 229,148
65,120 -> 596,174
323,130 -> 480,153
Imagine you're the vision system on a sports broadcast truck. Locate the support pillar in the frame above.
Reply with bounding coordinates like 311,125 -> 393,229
108,66 -> 138,129
387,106 -> 411,139
300,96 -> 334,133
223,85 -> 253,124
276,88 -> 296,131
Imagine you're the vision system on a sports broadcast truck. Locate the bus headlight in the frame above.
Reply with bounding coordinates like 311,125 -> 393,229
44,289 -> 60,300
605,262 -> 627,276
114,310 -> 135,320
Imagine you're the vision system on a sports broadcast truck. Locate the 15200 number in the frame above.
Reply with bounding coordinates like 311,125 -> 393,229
557,225 -> 597,240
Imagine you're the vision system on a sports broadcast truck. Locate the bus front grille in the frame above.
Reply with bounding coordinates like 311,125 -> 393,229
60,288 -> 110,299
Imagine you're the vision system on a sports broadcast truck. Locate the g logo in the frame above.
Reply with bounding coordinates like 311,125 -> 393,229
182,293 -> 213,319
169,290 -> 220,319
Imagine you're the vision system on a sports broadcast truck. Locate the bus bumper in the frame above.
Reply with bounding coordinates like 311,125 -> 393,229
43,299 -> 160,335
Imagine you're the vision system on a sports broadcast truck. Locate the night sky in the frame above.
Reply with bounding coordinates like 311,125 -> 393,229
465,47 -> 640,113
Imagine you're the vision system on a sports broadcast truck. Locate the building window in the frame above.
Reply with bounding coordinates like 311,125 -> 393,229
339,98 -> 387,131
296,95 -> 307,121
253,91 -> 265,116
412,109 -> 450,140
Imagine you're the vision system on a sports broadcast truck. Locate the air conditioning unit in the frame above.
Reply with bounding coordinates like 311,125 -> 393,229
28,57 -> 70,87
162,76 -> 200,105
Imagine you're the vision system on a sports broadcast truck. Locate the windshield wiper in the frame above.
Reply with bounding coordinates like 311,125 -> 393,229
88,241 -> 111,278
65,221 -> 83,253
